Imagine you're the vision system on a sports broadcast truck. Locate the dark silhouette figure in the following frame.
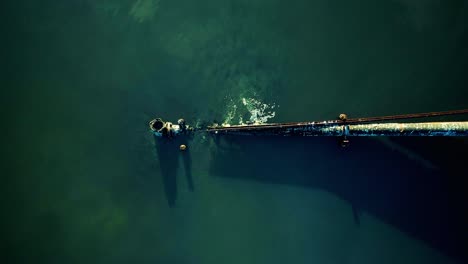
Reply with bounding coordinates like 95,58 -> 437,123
153,134 -> 194,207
182,146 -> 194,191
351,204 -> 361,226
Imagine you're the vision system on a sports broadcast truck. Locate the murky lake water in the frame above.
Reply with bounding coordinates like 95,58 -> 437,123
3,0 -> 468,263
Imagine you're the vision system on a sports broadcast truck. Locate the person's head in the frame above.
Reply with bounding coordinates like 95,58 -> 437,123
178,119 -> 186,130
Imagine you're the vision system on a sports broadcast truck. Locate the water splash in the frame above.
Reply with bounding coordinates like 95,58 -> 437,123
241,98 -> 276,124
222,97 -> 277,126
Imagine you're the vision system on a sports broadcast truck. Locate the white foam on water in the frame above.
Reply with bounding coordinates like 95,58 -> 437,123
241,97 -> 276,124
222,98 -> 238,126
222,97 -> 277,126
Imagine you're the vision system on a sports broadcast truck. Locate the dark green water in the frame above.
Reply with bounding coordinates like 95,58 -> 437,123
3,0 -> 468,263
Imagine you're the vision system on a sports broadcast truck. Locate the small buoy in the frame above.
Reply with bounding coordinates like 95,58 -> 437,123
179,144 -> 187,151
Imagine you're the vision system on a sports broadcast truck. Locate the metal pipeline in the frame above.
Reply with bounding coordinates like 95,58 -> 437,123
207,122 -> 468,136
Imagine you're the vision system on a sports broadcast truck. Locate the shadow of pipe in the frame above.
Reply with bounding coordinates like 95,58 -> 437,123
209,135 -> 468,262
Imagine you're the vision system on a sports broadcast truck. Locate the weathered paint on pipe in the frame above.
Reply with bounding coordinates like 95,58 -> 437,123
208,122 -> 468,136
322,122 -> 468,136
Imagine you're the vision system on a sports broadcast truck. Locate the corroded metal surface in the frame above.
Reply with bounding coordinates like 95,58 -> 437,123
207,122 -> 468,136
327,122 -> 468,136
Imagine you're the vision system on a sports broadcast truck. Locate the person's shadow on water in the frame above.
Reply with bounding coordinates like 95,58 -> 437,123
153,134 -> 194,207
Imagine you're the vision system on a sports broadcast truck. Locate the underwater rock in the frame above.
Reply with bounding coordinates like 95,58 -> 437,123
129,0 -> 160,22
